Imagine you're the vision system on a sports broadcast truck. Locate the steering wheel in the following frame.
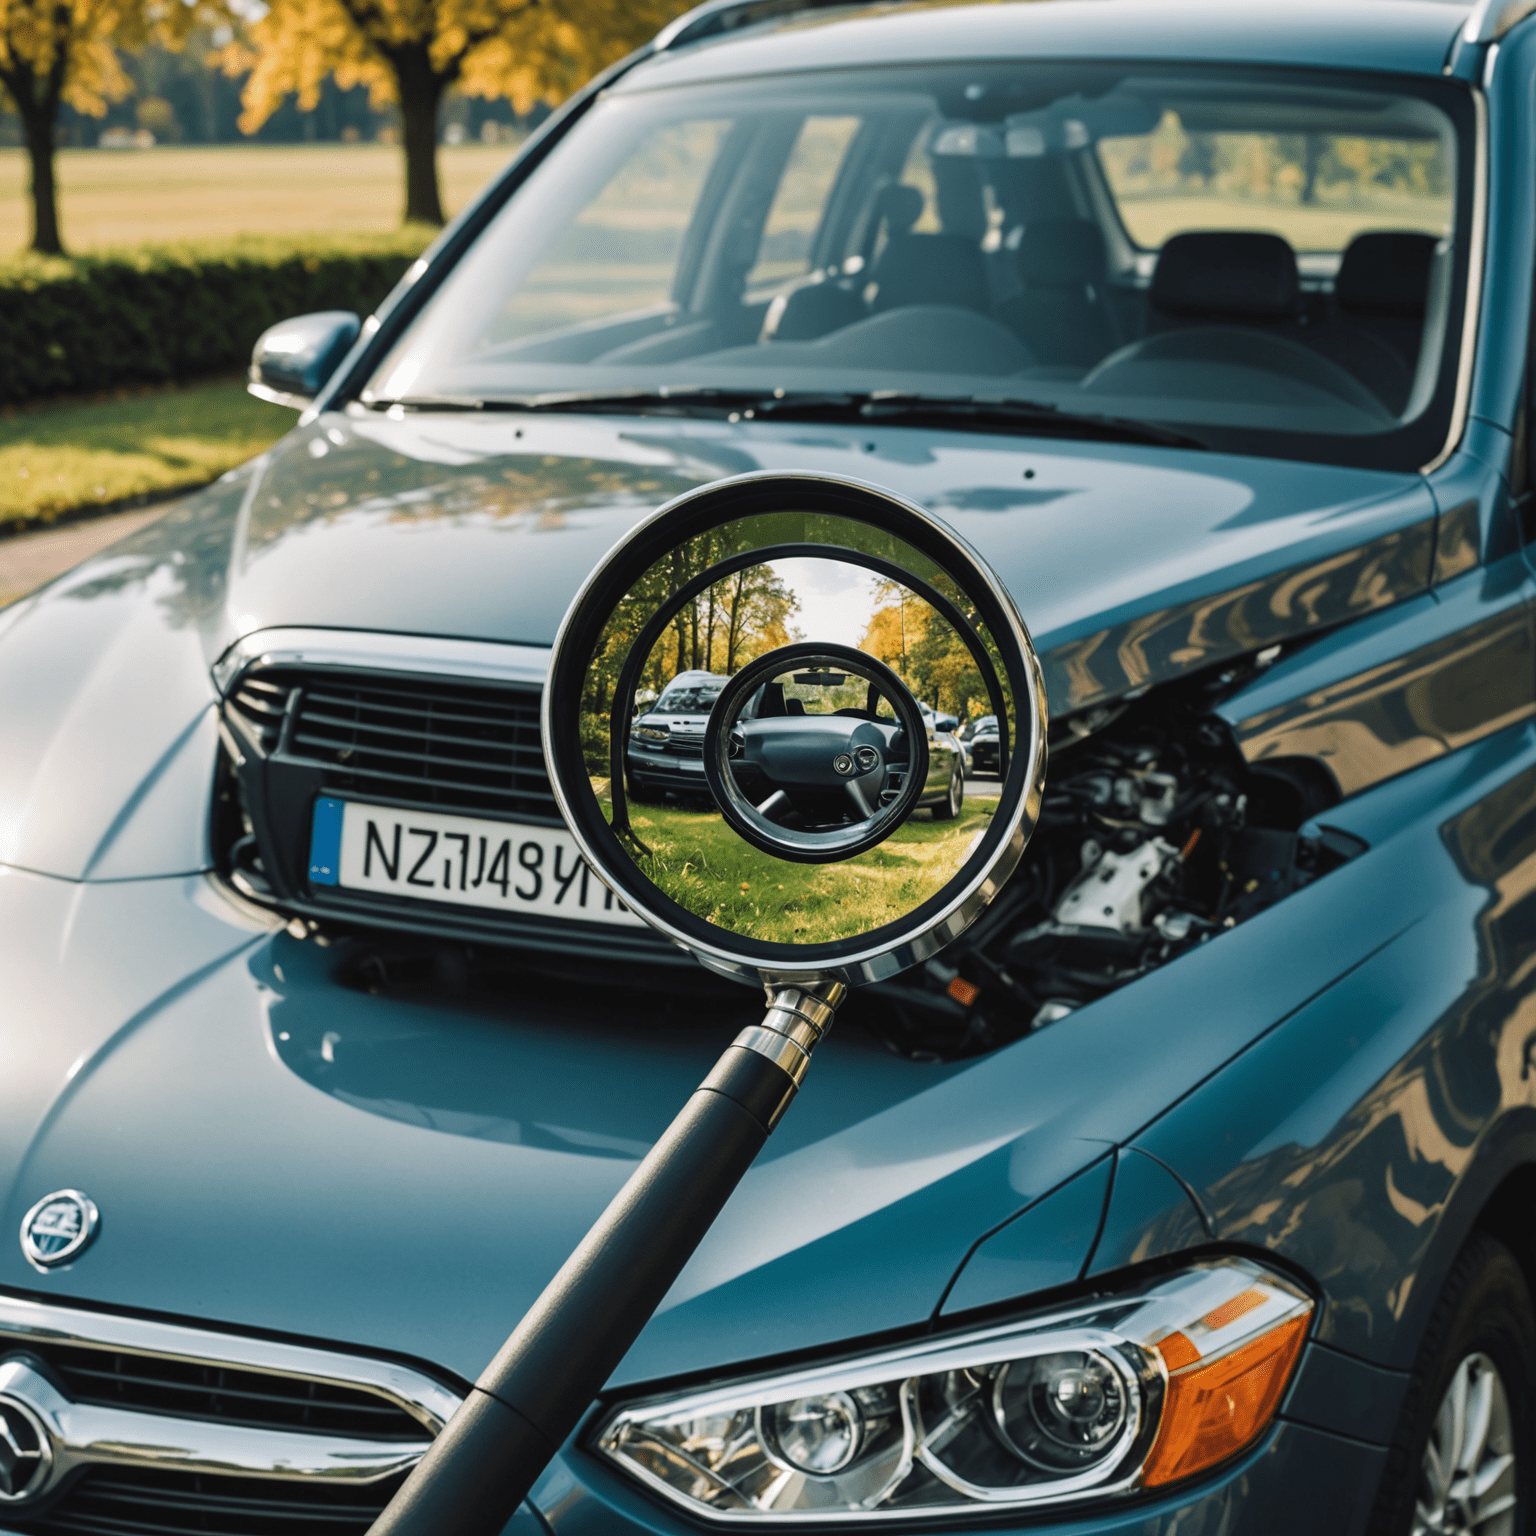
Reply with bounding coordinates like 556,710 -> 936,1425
704,643 -> 930,865
1081,326 -> 1395,420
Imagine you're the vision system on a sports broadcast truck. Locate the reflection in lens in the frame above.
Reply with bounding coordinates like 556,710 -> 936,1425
578,512 -> 1021,949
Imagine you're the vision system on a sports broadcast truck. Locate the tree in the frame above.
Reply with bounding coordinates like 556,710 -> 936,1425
0,0 -> 199,253
225,0 -> 686,227
860,579 -> 988,723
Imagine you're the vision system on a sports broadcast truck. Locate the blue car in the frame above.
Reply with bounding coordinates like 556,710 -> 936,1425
1,0 -> 1534,1531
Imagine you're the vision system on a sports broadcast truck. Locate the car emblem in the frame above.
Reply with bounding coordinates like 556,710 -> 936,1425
853,745 -> 880,774
20,1191 -> 99,1270
832,753 -> 854,776
0,1395 -> 49,1503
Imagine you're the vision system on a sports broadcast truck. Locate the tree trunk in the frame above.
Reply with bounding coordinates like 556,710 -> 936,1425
394,47 -> 447,225
22,108 -> 64,256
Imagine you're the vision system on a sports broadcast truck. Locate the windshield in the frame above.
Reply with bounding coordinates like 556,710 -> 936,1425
654,681 -> 726,714
368,61 -> 1474,471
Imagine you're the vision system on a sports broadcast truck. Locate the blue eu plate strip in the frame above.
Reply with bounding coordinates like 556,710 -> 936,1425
308,797 -> 344,885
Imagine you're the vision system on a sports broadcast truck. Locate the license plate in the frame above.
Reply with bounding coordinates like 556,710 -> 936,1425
306,797 -> 642,927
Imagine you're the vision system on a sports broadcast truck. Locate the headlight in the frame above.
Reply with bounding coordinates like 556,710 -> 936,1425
595,1257 -> 1310,1521
633,725 -> 671,742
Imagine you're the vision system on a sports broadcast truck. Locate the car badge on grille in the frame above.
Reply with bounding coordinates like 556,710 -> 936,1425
0,1394 -> 49,1503
20,1191 -> 99,1270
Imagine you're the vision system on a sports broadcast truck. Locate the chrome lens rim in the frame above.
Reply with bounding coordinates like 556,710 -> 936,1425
542,470 -> 1048,986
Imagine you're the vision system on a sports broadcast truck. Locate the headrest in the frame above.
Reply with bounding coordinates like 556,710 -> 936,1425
871,233 -> 988,313
875,183 -> 925,239
784,697 -> 806,715
1151,231 -> 1299,320
1019,219 -> 1107,287
1335,232 -> 1437,316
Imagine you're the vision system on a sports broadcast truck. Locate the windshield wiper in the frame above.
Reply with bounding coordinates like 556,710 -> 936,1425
369,387 -> 860,417
843,392 -> 1207,450
369,386 -> 1205,450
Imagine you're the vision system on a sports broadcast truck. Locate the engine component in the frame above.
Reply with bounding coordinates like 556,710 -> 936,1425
1053,839 -> 1181,934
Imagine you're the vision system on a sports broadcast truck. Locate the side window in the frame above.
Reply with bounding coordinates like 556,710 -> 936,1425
745,116 -> 861,292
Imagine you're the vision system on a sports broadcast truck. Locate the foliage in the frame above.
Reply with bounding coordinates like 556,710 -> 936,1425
222,0 -> 687,223
859,578 -> 989,722
580,532 -> 803,757
0,229 -> 428,405
0,376 -> 291,527
0,0 -> 219,251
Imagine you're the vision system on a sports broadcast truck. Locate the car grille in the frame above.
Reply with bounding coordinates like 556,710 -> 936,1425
19,1466 -> 405,1536
226,667 -> 557,821
25,1342 -> 425,1439
0,1296 -> 454,1536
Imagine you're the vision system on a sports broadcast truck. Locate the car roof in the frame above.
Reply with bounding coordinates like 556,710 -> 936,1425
622,0 -> 1472,93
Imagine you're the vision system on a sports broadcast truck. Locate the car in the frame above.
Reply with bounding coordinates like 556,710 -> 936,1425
1,0 -> 1533,1531
966,714 -> 1002,775
627,669 -> 730,800
628,669 -> 965,817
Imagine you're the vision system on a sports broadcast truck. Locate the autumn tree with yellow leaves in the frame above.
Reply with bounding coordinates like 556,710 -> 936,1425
0,0 -> 206,253
225,0 -> 687,228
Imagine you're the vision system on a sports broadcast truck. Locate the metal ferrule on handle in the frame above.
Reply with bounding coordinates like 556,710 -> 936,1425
368,982 -> 845,1536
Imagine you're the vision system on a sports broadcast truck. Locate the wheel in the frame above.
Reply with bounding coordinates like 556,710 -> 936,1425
932,761 -> 964,821
628,778 -> 663,805
1370,1232 -> 1533,1536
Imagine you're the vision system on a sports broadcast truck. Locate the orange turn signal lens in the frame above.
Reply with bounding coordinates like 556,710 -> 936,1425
1142,1311 -> 1310,1486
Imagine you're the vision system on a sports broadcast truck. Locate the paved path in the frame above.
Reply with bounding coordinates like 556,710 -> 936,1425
0,506 -> 171,609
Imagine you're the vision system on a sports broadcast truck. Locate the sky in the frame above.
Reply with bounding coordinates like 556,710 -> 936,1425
771,557 -> 882,650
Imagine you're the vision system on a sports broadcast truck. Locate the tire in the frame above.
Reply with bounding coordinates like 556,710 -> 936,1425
1369,1231 -> 1534,1536
628,778 -> 663,805
932,761 -> 964,821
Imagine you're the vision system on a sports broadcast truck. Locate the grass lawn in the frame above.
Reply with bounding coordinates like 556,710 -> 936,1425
615,796 -> 995,944
0,143 -> 514,253
0,379 -> 294,527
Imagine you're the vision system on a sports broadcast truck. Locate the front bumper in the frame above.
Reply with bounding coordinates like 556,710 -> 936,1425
627,748 -> 712,792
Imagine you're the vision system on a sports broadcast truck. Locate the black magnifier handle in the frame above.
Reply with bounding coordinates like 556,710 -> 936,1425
368,982 -> 845,1536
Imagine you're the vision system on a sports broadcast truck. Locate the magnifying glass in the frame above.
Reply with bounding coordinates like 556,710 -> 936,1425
371,472 -> 1047,1536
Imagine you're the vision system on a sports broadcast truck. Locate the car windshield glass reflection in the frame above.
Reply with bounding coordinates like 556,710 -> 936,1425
367,61 -> 1472,471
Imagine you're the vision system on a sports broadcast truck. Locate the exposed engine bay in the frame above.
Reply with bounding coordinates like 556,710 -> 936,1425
320,660 -> 1364,1063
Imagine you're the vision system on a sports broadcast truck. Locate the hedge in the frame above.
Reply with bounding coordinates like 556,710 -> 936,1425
0,231 -> 433,408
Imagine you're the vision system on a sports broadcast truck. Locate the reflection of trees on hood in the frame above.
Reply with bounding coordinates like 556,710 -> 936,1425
859,578 -> 986,722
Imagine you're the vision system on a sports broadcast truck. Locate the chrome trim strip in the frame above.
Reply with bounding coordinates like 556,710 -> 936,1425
0,1292 -> 461,1436
213,627 -> 551,698
1422,86 -> 1488,476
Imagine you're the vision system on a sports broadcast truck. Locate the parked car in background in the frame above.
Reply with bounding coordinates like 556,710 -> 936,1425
968,713 -> 1002,775
626,669 -> 729,800
5,1 -> 1536,1533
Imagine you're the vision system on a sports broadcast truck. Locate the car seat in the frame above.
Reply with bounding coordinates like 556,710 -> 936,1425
1297,232 -> 1436,413
1149,231 -> 1301,331
868,230 -> 989,314
998,218 -> 1119,367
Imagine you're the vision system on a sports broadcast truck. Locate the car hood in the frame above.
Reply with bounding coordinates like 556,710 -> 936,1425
0,827 -> 1421,1393
0,408 -> 1446,1394
212,411 -> 1435,717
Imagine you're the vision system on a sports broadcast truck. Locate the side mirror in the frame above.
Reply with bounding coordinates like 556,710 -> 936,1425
248,311 -> 361,409
373,473 -> 1048,1536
